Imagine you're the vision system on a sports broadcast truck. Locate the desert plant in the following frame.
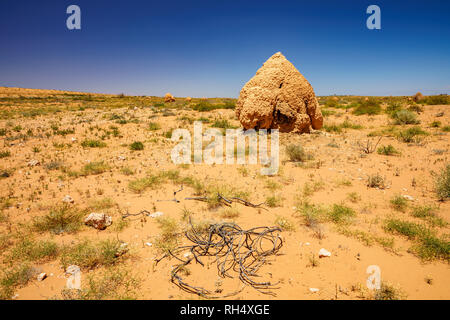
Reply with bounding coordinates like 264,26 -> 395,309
129,141 -> 144,151
390,195 -> 408,212
377,144 -> 400,156
285,144 -> 313,162
32,205 -> 84,234
435,164 -> 450,200
392,110 -> 420,125
367,174 -> 387,189
81,139 -> 107,148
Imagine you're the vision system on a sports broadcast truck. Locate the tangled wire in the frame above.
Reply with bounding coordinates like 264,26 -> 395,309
157,220 -> 283,298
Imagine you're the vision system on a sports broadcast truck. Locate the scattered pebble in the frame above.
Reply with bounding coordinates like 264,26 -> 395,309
318,248 -> 331,258
149,211 -> 164,218
37,272 -> 47,282
84,213 -> 112,230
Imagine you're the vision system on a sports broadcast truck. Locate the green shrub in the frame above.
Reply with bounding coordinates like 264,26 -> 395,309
392,110 -> 420,125
129,141 -> 144,151
396,126 -> 428,143
148,122 -> 161,131
81,139 -> 107,148
0,151 -> 11,158
353,98 -> 382,115
377,145 -> 400,156
81,161 -> 110,176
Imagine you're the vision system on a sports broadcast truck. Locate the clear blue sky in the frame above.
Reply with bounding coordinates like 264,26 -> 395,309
1,0 -> 449,97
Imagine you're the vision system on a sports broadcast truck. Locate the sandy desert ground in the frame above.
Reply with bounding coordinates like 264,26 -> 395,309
0,87 -> 448,300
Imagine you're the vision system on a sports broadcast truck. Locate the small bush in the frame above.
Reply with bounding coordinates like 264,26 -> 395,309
0,150 -> 11,158
81,139 -> 107,148
390,195 -> 408,212
411,205 -> 446,227
435,164 -> 450,200
377,145 -> 400,156
327,204 -> 355,224
153,217 -> 180,253
0,264 -> 36,300
353,98 -> 382,115
392,110 -> 420,125
396,126 -> 428,143
374,282 -> 406,300
148,122 -> 161,131
129,141 -> 144,151
367,174 -> 387,189
285,144 -> 313,162
81,161 -> 110,176
32,205 -> 84,234
211,119 -> 237,129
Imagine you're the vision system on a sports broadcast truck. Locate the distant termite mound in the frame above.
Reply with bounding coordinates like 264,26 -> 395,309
236,52 -> 323,133
164,93 -> 175,103
413,92 -> 424,102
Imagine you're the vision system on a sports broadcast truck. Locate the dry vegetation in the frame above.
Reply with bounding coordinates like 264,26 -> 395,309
0,87 -> 449,300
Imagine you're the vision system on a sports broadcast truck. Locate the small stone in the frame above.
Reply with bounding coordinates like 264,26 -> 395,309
145,242 -> 153,247
402,195 -> 414,201
62,195 -> 74,204
149,211 -> 164,218
71,137 -> 77,143
84,213 -> 112,230
37,272 -> 47,281
318,248 -> 331,258
27,159 -> 40,167
309,288 -> 319,293
115,242 -> 129,257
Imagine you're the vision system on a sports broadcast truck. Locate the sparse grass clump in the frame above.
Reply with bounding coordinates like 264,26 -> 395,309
81,139 -> 107,148
60,239 -> 127,270
274,216 -> 295,231
384,218 -> 449,261
211,119 -> 237,129
148,122 -> 161,131
411,205 -> 446,227
153,217 -> 180,253
129,141 -> 144,151
285,144 -> 313,162
374,282 -> 406,300
32,205 -> 84,234
435,164 -> 450,200
377,144 -> 400,156
0,150 -> 11,160
61,267 -> 141,300
390,195 -> 408,212
81,161 -> 110,176
0,264 -> 36,300
220,207 -> 240,219
265,195 -> 283,208
10,239 -> 59,262
327,204 -> 355,224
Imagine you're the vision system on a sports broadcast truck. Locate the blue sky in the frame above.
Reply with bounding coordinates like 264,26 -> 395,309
0,0 -> 449,97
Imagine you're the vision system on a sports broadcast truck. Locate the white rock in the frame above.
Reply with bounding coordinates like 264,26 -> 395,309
27,159 -> 40,167
318,248 -> 331,258
71,137 -> 77,142
149,211 -> 164,218
84,213 -> 112,230
145,242 -> 153,247
402,195 -> 414,201
37,272 -> 47,282
309,288 -> 320,293
62,195 -> 74,203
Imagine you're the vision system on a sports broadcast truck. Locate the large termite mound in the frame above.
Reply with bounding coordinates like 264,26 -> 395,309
236,52 -> 323,133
